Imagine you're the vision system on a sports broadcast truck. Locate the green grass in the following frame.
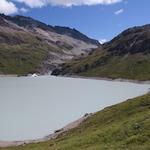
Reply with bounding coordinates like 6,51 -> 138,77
57,50 -> 150,80
1,93 -> 150,150
0,30 -> 59,75
80,54 -> 150,80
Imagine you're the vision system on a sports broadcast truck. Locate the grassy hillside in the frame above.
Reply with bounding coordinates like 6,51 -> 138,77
80,54 -> 150,80
0,30 -> 58,75
1,93 -> 150,150
0,14 -> 99,75
56,51 -> 150,80
52,25 -> 150,81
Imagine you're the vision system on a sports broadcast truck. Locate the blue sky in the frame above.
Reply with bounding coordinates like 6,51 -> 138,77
1,0 -> 150,42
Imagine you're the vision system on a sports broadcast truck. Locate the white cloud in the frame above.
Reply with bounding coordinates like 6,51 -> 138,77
115,8 -> 124,15
0,0 -> 18,15
0,0 -> 123,15
13,0 -> 46,8
13,0 -> 123,8
99,39 -> 107,44
20,7 -> 29,13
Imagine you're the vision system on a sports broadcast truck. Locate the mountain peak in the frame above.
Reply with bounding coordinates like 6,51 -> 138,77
0,14 -> 99,45
107,24 -> 150,55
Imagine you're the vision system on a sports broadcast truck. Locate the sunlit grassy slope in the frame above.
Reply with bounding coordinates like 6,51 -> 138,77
54,49 -> 150,80
0,30 -> 58,75
1,93 -> 150,150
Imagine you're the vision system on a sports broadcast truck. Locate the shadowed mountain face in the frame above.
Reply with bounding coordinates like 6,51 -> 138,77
52,24 -> 150,80
0,14 -> 99,75
106,25 -> 150,55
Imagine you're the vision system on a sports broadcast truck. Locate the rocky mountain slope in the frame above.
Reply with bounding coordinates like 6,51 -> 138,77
52,24 -> 150,80
1,93 -> 150,150
0,14 -> 99,75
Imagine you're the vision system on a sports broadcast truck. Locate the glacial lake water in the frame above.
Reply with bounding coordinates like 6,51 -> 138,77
0,76 -> 149,141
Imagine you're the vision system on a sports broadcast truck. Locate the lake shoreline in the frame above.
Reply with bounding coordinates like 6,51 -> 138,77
58,75 -> 150,85
0,113 -> 92,148
0,74 -> 18,77
0,74 -> 150,85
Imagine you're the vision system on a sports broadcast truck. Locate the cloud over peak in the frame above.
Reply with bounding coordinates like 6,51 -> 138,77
0,0 -> 18,15
99,38 -> 107,44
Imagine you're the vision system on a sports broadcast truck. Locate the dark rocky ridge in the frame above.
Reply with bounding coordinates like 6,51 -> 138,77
105,24 -> 150,55
0,14 -> 100,46
52,26 -> 100,45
